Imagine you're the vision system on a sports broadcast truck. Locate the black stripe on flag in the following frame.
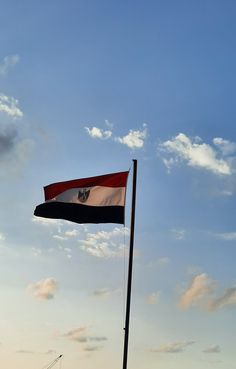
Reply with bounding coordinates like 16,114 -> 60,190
34,202 -> 125,224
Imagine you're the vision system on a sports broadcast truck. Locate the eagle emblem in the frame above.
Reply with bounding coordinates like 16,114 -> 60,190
78,188 -> 90,203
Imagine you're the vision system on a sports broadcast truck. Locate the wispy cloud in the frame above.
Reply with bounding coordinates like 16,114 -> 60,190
207,287 -> 236,311
171,229 -> 186,240
92,287 -> 119,299
0,94 -> 23,118
28,278 -> 58,300
215,232 -> 236,241
150,341 -> 195,353
203,345 -> 221,353
32,216 -> 63,228
213,137 -> 236,155
84,345 -> 102,352
16,350 -> 34,354
63,327 -> 107,345
0,54 -> 19,76
0,126 -> 17,156
65,229 -> 80,237
179,274 -> 216,309
159,133 -> 232,175
158,257 -> 170,266
147,257 -> 170,268
0,124 -> 34,176
53,234 -> 68,241
146,291 -> 160,305
0,232 -> 6,241
80,227 -> 129,258
115,124 -> 147,149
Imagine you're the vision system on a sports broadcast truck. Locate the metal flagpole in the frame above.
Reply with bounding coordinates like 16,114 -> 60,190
122,159 -> 137,369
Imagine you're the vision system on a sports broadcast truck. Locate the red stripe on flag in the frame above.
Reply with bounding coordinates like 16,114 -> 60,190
44,171 -> 129,201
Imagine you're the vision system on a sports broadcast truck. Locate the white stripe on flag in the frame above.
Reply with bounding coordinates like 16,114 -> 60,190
49,186 -> 126,207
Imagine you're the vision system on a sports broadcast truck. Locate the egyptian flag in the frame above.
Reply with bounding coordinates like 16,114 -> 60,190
34,171 -> 129,224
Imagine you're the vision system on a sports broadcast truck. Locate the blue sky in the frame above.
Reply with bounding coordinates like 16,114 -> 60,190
1,1 -> 236,368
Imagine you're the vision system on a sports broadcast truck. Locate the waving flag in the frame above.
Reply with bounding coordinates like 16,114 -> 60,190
34,171 -> 129,224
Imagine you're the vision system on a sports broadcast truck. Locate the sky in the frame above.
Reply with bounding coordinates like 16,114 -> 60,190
0,0 -> 236,368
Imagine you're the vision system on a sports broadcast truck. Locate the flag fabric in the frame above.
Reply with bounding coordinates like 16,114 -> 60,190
34,171 -> 129,224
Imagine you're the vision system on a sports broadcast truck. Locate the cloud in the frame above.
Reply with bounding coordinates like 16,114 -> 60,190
207,287 -> 236,311
0,232 -> 6,241
85,122 -> 148,150
53,234 -> 67,241
85,126 -> 112,139
92,288 -> 118,299
0,54 -> 19,76
31,247 -> 42,257
215,232 -> 236,241
158,257 -> 170,266
28,278 -> 58,300
16,350 -> 34,354
80,227 -> 129,258
179,273 -> 236,311
203,345 -> 221,353
32,216 -> 63,227
0,126 -> 17,156
147,257 -> 170,268
84,345 -> 102,352
213,138 -> 236,155
179,274 -> 216,309
0,125 -> 34,176
159,133 -> 232,175
65,229 -> 79,237
115,124 -> 147,149
171,229 -> 186,240
146,291 -> 160,305
64,327 -> 89,343
151,341 -> 195,353
0,94 -> 23,118
63,327 -> 107,344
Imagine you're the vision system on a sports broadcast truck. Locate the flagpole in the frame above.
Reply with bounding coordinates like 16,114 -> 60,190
122,159 -> 137,369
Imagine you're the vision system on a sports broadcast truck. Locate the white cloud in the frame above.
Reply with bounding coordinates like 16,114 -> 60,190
216,232 -> 236,241
0,232 -> 6,241
160,133 -> 231,175
151,341 -> 195,353
0,54 -> 19,76
53,234 -> 67,241
28,278 -> 58,300
65,229 -> 79,237
172,229 -> 186,240
31,247 -> 42,257
179,274 -> 216,309
80,227 -> 129,258
0,94 -> 23,118
115,124 -> 147,149
158,257 -> 170,266
213,137 -> 236,155
85,126 -> 112,139
203,345 -> 221,353
146,291 -> 160,305
32,216 -> 63,227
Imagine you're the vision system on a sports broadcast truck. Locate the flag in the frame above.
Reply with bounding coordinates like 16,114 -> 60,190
34,171 -> 129,224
